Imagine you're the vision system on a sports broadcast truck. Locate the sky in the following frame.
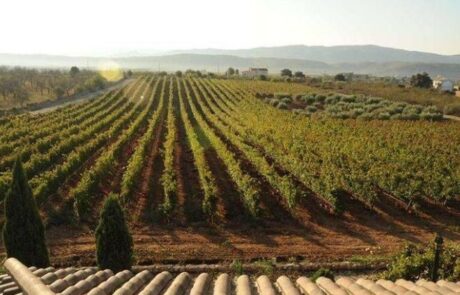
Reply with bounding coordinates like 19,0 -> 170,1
1,0 -> 459,56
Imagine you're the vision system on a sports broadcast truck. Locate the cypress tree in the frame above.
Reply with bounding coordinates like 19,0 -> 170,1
2,157 -> 49,267
96,194 -> 133,272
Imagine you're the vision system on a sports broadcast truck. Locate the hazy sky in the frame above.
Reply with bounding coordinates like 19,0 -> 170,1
1,0 -> 459,56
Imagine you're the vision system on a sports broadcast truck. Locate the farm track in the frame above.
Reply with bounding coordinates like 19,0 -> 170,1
0,75 -> 459,266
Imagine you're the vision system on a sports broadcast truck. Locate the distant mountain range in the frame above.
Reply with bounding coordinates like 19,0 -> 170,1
1,45 -> 460,79
168,45 -> 460,64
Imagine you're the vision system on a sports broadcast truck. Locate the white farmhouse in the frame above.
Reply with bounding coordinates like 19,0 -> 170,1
433,78 -> 454,92
241,68 -> 268,78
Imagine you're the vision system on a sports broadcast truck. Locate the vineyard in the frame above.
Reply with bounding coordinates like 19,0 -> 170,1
0,74 -> 459,264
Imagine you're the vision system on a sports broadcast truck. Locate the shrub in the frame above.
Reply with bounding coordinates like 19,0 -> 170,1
377,100 -> 391,108
386,104 -> 404,115
423,105 -> 440,114
378,112 -> 391,120
358,112 -> 374,120
305,106 -> 317,113
366,97 -> 383,104
334,112 -> 351,119
281,97 -> 293,104
315,95 -> 326,103
231,260 -> 244,275
313,102 -> 323,109
444,103 -> 460,115
390,114 -> 403,120
303,96 -> 316,105
258,75 -> 268,81
420,112 -> 443,121
404,105 -> 423,114
364,104 -> 380,112
325,105 -> 341,114
269,99 -> 280,107
401,112 -> 420,120
310,268 -> 335,282
325,96 -> 338,105
350,108 -> 365,117
292,109 -> 305,115
294,94 -> 303,101
340,96 -> 356,103
274,93 -> 292,99
383,242 -> 459,281
2,158 -> 49,267
96,194 -> 133,272
277,102 -> 288,109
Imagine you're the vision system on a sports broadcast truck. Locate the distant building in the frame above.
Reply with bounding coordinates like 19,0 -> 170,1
241,68 -> 268,78
433,78 -> 454,92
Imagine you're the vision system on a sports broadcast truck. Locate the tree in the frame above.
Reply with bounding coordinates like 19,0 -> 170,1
175,71 -> 183,77
334,73 -> 346,81
281,69 -> 292,77
2,158 -> 49,267
70,66 -> 80,77
226,67 -> 235,76
96,194 -> 133,272
410,72 -> 433,88
54,86 -> 65,99
14,86 -> 30,106
294,71 -> 305,78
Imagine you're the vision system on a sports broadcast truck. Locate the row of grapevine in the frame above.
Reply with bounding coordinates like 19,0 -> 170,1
159,78 -> 177,217
182,78 -> 260,217
176,78 -> 218,218
0,79 -> 144,162
215,78 -> 460,209
211,80 -> 359,212
29,77 -> 151,206
0,89 -> 118,158
0,83 -> 136,173
0,78 -> 144,202
0,86 -> 122,145
192,78 -> 303,209
71,77 -> 159,219
119,77 -> 166,203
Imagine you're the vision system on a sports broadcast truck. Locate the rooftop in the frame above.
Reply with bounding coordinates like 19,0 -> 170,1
2,258 -> 460,295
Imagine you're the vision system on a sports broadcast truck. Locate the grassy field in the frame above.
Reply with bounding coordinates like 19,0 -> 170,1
313,80 -> 460,115
245,79 -> 460,115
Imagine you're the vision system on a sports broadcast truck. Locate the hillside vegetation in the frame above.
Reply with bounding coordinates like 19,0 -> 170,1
235,79 -> 460,116
0,67 -> 110,110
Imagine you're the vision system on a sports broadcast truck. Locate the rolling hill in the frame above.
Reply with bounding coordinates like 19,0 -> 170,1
1,45 -> 460,79
168,45 -> 460,64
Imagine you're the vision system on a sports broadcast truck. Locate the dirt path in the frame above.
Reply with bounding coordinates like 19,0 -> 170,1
444,114 -> 460,122
10,215 -> 453,268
